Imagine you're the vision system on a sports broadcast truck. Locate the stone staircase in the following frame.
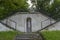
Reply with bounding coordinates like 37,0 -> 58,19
0,17 -> 59,40
15,33 -> 43,40
14,20 -> 59,40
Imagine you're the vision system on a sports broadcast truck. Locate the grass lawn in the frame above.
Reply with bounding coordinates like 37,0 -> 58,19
0,31 -> 60,40
0,31 -> 22,40
41,31 -> 60,40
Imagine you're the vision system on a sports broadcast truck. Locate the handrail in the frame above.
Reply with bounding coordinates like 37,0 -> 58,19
36,18 -> 59,33
41,18 -> 50,22
8,19 -> 17,23
0,20 -> 19,31
40,18 -> 52,29
36,21 -> 59,33
6,19 -> 17,30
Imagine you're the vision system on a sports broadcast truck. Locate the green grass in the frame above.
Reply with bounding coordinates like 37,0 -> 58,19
41,31 -> 60,40
0,31 -> 22,40
0,31 -> 60,40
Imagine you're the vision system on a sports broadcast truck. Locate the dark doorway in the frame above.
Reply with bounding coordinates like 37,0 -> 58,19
26,17 -> 32,33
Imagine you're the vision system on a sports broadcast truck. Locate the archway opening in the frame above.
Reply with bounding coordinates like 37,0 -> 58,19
26,17 -> 32,33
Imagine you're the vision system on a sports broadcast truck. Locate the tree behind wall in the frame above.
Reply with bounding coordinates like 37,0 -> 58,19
37,0 -> 60,20
0,0 -> 28,20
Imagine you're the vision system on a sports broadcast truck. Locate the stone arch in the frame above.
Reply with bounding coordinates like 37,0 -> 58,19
26,17 -> 32,33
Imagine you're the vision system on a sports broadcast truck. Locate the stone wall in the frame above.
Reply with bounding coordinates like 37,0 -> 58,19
0,12 -> 58,32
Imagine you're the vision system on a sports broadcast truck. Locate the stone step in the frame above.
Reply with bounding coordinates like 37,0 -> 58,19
14,33 -> 43,40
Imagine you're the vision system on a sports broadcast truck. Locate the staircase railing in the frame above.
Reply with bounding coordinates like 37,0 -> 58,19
0,19 -> 19,31
41,17 -> 55,29
6,19 -> 17,30
40,18 -> 52,29
36,18 -> 59,33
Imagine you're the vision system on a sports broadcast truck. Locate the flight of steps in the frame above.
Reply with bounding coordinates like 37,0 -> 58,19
15,33 -> 43,40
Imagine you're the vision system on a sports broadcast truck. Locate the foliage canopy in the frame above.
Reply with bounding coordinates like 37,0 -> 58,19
37,0 -> 60,20
0,0 -> 28,20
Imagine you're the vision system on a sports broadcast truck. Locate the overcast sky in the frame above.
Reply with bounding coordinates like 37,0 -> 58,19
27,0 -> 33,8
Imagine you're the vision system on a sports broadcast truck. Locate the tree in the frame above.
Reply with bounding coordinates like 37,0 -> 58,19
37,0 -> 60,20
0,0 -> 28,20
